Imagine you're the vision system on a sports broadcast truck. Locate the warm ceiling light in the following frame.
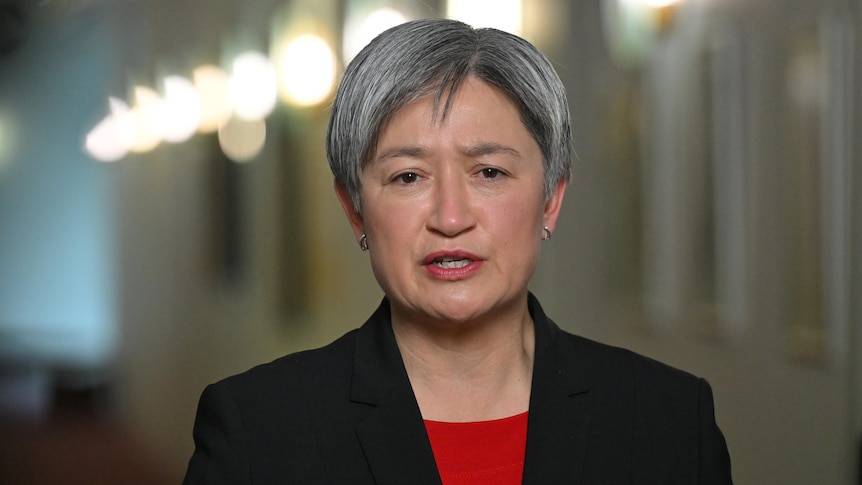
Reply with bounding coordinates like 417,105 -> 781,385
161,75 -> 201,143
643,0 -> 682,7
228,51 -> 278,121
218,116 -> 266,163
447,0 -> 522,34
194,65 -> 232,133
279,34 -> 336,107
129,86 -> 164,153
85,98 -> 136,162
343,7 -> 409,63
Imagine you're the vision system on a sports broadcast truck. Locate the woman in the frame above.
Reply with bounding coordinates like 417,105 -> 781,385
184,18 -> 732,484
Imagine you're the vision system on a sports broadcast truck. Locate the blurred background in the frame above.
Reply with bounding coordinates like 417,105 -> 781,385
0,0 -> 859,482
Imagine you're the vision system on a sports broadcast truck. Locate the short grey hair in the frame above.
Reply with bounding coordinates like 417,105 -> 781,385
326,18 -> 573,211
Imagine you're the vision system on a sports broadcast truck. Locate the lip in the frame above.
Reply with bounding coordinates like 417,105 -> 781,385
422,250 -> 484,280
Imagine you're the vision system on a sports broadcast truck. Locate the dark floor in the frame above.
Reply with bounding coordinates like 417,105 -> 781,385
0,384 -> 174,484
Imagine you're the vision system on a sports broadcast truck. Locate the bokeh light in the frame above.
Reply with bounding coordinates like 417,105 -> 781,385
160,75 -> 201,143
218,116 -> 266,163
228,51 -> 278,121
85,97 -> 136,162
279,34 -> 336,107
343,7 -> 408,63
642,0 -> 682,7
83,14 -> 347,161
447,0 -> 522,33
193,65 -> 232,133
129,86 -> 164,153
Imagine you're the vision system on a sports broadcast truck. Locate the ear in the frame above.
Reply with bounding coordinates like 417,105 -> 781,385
542,179 -> 568,232
334,179 -> 365,241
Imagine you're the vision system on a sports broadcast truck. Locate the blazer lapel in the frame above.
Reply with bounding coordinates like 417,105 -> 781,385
346,295 -> 594,484
350,300 -> 442,485
522,294 -> 592,484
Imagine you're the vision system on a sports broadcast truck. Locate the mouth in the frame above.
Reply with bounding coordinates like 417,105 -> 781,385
431,257 -> 473,269
422,251 -> 483,278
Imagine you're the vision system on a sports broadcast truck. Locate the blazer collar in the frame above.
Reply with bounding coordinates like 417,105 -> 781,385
350,299 -> 442,484
349,294 -> 593,484
522,292 -> 592,484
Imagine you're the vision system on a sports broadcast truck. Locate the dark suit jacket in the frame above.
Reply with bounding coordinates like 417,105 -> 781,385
184,294 -> 732,484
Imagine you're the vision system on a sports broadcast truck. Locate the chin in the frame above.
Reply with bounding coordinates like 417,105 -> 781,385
425,293 -> 515,324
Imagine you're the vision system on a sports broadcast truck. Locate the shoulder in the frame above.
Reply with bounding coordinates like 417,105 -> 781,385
571,331 -> 698,383
529,293 -> 700,396
553,327 -> 704,404
194,329 -> 362,457
542,325 -> 730,477
213,299 -> 395,397
562,332 -> 732,482
185,328 -> 370,483
215,328 -> 360,400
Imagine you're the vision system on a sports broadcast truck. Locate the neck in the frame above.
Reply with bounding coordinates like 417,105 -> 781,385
391,299 -> 535,422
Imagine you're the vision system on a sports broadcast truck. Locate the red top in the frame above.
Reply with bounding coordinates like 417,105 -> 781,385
424,412 -> 529,485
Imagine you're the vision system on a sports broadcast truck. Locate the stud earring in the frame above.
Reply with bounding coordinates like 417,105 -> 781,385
542,226 -> 552,241
359,234 -> 369,251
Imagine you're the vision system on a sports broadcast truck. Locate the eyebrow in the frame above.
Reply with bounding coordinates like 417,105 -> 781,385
463,143 -> 521,158
375,146 -> 427,162
375,143 -> 521,162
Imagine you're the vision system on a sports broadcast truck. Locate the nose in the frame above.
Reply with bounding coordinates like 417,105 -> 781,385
427,171 -> 476,237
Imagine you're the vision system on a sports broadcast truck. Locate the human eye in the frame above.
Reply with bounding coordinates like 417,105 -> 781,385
477,167 -> 506,179
393,172 -> 421,185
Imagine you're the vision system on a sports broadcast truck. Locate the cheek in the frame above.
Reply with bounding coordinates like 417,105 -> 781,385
366,203 -> 419,248
491,194 -> 545,231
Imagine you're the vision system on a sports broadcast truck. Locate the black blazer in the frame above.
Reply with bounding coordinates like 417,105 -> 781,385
184,294 -> 732,484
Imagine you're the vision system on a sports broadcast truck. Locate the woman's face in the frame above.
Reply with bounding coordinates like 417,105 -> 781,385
337,77 -> 566,327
